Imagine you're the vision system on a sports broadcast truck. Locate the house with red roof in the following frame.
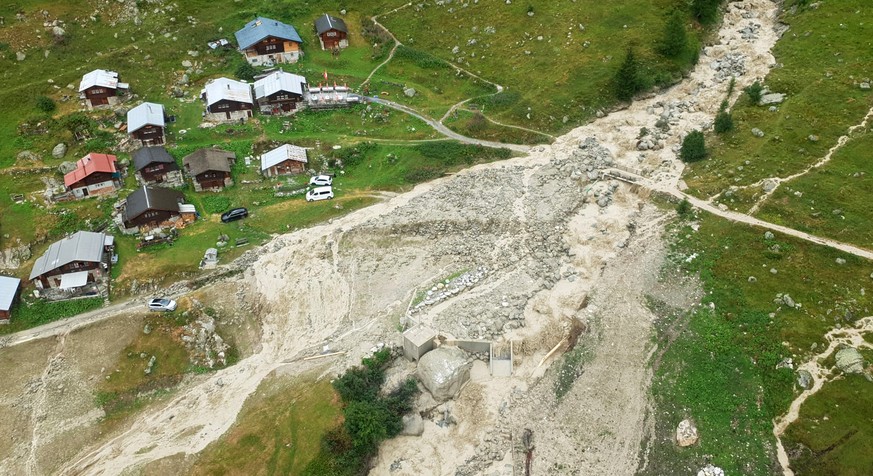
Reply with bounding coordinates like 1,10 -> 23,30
64,153 -> 123,199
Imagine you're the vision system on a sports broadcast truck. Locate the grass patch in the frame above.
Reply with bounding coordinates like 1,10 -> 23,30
1,297 -> 103,335
191,377 -> 342,476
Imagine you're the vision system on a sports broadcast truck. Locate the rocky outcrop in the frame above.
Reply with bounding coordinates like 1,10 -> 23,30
835,347 -> 864,374
0,243 -> 32,270
417,347 -> 472,401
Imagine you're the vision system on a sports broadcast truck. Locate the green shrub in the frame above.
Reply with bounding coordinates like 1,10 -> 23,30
393,46 -> 447,70
202,195 -> 232,214
676,198 -> 692,216
745,81 -> 763,104
714,110 -> 734,134
680,130 -> 707,162
35,95 -> 56,113
692,0 -> 722,25
235,61 -> 258,81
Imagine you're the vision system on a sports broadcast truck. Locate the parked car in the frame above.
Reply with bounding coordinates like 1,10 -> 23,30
308,174 -> 333,187
221,207 -> 248,223
148,298 -> 177,312
306,186 -> 334,202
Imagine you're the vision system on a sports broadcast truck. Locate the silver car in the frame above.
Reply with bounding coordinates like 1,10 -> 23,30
148,298 -> 177,312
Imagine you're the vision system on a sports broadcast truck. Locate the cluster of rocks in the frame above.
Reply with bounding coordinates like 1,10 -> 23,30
774,293 -> 801,309
408,266 -> 489,315
709,53 -> 747,81
739,22 -> 761,40
180,314 -> 228,369
142,354 -> 157,375
698,464 -> 725,476
0,242 -> 32,269
571,136 -> 615,179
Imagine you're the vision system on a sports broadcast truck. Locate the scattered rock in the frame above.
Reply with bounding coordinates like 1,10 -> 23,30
861,82 -> 871,90
400,413 -> 424,436
417,347 -> 472,401
676,419 -> 698,447
181,60 -> 193,68
57,161 -> 77,174
403,88 -> 416,97
17,150 -> 39,161
52,143 -> 67,159
748,276 -> 757,283
764,231 -> 775,240
698,464 -> 725,476
762,179 -> 777,192
807,134 -> 819,142
835,347 -> 864,373
796,369 -> 812,389
782,294 -> 796,308
751,128 -> 765,138
835,258 -> 846,265
759,93 -> 785,105
16,52 -> 25,61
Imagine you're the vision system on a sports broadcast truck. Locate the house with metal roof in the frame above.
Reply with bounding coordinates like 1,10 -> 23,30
133,146 -> 182,187
63,153 -> 122,199
254,71 -> 307,115
183,148 -> 236,191
201,77 -> 254,122
127,102 -> 166,146
235,16 -> 303,66
260,144 -> 308,177
29,231 -> 112,291
121,186 -> 195,234
78,69 -> 129,109
0,276 -> 21,322
315,14 -> 349,50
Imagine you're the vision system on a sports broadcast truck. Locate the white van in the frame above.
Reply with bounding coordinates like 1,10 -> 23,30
306,186 -> 334,202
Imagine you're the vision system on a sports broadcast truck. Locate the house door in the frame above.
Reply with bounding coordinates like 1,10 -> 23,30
226,111 -> 231,120
82,188 -> 89,197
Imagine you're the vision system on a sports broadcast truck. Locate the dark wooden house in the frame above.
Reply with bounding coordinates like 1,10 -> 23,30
127,102 -> 167,146
63,153 -> 122,199
78,69 -> 129,109
133,146 -> 182,186
315,14 -> 349,50
0,276 -> 21,322
122,186 -> 193,233
254,71 -> 307,115
183,148 -> 236,191
202,78 -> 254,122
235,17 -> 303,66
28,231 -> 112,290
260,144 -> 308,177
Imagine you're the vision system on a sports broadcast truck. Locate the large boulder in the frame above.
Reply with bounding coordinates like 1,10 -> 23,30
676,419 -> 698,447
52,143 -> 67,158
400,413 -> 424,436
835,347 -> 864,374
416,347 -> 472,402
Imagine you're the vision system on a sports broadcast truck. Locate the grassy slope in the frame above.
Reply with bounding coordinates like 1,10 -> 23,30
642,210 -> 873,475
381,0 -> 701,141
683,1 -> 873,201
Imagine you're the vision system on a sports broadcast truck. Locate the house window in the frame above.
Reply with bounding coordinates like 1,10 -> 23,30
326,31 -> 337,37
216,103 -> 230,110
92,88 -> 105,94
145,165 -> 163,173
265,44 -> 278,51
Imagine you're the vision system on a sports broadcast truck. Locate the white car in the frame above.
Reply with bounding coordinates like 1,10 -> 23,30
148,298 -> 177,312
308,174 -> 333,187
306,186 -> 334,202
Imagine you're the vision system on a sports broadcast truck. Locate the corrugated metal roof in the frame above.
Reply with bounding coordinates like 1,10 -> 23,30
183,148 -> 235,176
0,276 -> 20,312
64,153 -> 118,187
29,231 -> 107,280
254,71 -> 307,100
127,102 -> 165,133
133,146 -> 175,172
123,186 -> 186,223
315,14 -> 348,35
203,77 -> 253,107
59,271 -> 90,290
235,17 -> 303,50
261,144 -> 308,171
78,69 -> 119,92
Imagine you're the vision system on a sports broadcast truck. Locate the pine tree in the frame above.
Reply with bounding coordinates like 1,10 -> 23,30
714,110 -> 734,134
659,10 -> 687,58
614,48 -> 641,102
680,130 -> 707,162
692,0 -> 721,25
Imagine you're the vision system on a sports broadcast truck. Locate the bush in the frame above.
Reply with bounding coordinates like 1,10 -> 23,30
35,95 -> 56,113
676,198 -> 692,216
692,0 -> 722,25
235,61 -> 258,81
614,48 -> 642,101
680,130 -> 707,162
745,81 -> 763,104
714,110 -> 734,134
659,10 -> 687,58
202,195 -> 232,214
466,112 -> 487,133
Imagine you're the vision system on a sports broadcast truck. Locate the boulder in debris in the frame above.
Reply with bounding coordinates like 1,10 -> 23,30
416,347 -> 472,402
835,347 -> 864,374
400,413 -> 424,436
676,418 -> 698,447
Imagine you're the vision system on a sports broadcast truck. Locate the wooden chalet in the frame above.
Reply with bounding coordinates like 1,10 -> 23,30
183,148 -> 236,191
315,14 -> 349,50
0,276 -> 21,322
78,69 -> 129,109
133,146 -> 183,186
235,17 -> 303,66
121,186 -> 195,233
127,102 -> 166,146
63,153 -> 122,199
28,231 -> 113,290
260,144 -> 308,177
254,71 -> 307,115
202,78 -> 254,122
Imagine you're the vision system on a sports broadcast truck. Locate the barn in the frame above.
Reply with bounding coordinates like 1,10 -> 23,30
202,78 -> 254,122
254,70 -> 307,115
260,144 -> 308,177
315,14 -> 349,50
127,102 -> 167,146
235,17 -> 304,66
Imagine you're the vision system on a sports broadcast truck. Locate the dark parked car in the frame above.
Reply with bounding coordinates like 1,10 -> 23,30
221,207 -> 248,223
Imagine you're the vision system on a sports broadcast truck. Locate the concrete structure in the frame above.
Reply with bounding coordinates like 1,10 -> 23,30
403,325 -> 437,361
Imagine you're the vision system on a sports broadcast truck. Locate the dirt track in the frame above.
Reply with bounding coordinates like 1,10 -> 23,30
0,1 -> 788,475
